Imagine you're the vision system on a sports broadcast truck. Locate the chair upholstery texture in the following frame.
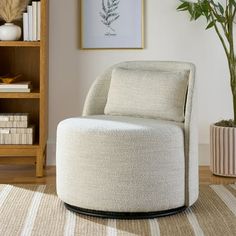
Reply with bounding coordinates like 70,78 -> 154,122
56,61 -> 198,214
104,67 -> 189,122
57,115 -> 185,212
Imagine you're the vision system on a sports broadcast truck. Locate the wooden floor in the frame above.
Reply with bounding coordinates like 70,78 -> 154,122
200,166 -> 236,185
0,165 -> 56,184
0,165 -> 236,185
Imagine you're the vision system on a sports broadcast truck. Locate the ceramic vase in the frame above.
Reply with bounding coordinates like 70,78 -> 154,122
0,23 -> 21,41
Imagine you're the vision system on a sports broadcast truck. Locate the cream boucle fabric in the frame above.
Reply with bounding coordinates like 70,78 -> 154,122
57,115 -> 185,212
57,61 -> 198,213
82,61 -> 198,207
105,68 -> 189,122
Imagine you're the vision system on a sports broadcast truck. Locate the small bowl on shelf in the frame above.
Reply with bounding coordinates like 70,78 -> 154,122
0,74 -> 22,84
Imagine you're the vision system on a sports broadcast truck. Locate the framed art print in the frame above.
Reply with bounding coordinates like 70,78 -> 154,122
81,0 -> 144,49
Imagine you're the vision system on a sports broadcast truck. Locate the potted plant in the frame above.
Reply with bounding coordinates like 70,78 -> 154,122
0,0 -> 28,41
177,0 -> 236,176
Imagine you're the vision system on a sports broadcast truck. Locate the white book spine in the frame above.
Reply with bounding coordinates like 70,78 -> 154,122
23,133 -> 26,144
0,117 -> 9,121
0,133 -> 33,144
0,113 -> 28,121
37,1 -> 41,41
0,114 -> 28,122
32,1 -> 37,41
23,13 -> 29,41
0,88 -> 31,92
0,84 -> 30,89
28,6 -> 33,41
0,121 -> 28,128
0,129 -> 10,134
0,127 -> 33,134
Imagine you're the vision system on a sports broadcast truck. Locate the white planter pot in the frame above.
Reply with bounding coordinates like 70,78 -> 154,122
210,124 -> 236,177
0,23 -> 21,41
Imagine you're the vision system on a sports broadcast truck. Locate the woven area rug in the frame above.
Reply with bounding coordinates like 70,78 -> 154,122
0,184 -> 236,236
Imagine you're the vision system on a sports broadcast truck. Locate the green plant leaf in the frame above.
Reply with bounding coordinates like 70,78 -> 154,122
206,20 -> 215,29
215,14 -> 226,22
177,2 -> 190,11
176,1 -> 236,121
229,0 -> 236,7
218,3 -> 224,15
194,11 -> 202,20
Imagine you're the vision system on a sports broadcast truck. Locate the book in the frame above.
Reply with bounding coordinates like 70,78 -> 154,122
28,5 -> 33,41
0,113 -> 28,122
23,12 -> 29,41
0,120 -> 28,128
0,82 -> 31,89
37,1 -> 41,41
0,133 -> 33,144
0,88 -> 31,93
0,126 -> 34,134
32,1 -> 38,41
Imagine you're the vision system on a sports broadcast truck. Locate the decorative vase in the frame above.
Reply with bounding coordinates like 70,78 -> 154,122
0,23 -> 21,41
210,124 -> 236,177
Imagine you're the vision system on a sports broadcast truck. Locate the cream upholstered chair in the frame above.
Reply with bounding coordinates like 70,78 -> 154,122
56,61 -> 198,219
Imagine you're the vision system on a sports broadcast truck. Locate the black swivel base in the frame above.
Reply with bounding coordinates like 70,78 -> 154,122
65,203 -> 187,219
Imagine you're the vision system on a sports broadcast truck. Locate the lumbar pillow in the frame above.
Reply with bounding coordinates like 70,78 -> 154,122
104,67 -> 189,122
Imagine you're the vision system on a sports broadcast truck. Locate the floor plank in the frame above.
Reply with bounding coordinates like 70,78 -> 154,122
0,165 -> 55,184
0,165 -> 235,185
199,166 -> 236,185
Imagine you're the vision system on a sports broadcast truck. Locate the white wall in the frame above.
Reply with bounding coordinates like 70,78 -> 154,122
48,0 -> 233,165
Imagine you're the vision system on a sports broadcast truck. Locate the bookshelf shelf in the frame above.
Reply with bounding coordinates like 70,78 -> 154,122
0,144 -> 39,165
0,91 -> 40,99
0,41 -> 40,47
0,156 -> 36,165
0,144 -> 39,150
0,0 -> 48,177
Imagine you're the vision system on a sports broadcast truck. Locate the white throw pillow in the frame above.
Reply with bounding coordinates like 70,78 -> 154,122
104,68 -> 189,122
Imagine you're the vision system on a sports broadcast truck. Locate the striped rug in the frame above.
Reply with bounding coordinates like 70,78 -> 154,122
0,185 -> 236,236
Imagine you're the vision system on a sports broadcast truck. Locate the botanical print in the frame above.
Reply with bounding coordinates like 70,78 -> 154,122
99,0 -> 120,36
82,0 -> 143,49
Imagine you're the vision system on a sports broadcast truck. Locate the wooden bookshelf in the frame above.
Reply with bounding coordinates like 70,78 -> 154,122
0,41 -> 40,47
0,90 -> 40,99
0,0 -> 48,177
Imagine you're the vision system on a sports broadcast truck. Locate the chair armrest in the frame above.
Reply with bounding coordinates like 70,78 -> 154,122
82,71 -> 112,116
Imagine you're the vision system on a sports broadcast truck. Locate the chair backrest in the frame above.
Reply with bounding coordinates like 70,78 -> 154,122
82,61 -> 196,122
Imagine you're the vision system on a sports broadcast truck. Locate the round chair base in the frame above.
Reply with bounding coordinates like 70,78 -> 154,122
65,203 -> 187,219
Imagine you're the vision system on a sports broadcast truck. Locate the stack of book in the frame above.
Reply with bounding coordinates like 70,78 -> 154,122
23,1 -> 41,41
0,113 -> 34,145
0,81 -> 32,93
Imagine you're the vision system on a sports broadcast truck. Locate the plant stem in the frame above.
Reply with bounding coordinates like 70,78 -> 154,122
227,2 -> 236,124
209,2 -> 236,124
211,5 -> 229,38
178,0 -> 236,123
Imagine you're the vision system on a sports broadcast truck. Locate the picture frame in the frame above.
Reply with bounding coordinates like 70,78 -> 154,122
80,0 -> 144,50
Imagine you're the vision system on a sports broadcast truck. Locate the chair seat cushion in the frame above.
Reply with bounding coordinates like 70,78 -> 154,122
56,115 -> 185,212
58,115 -> 184,142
